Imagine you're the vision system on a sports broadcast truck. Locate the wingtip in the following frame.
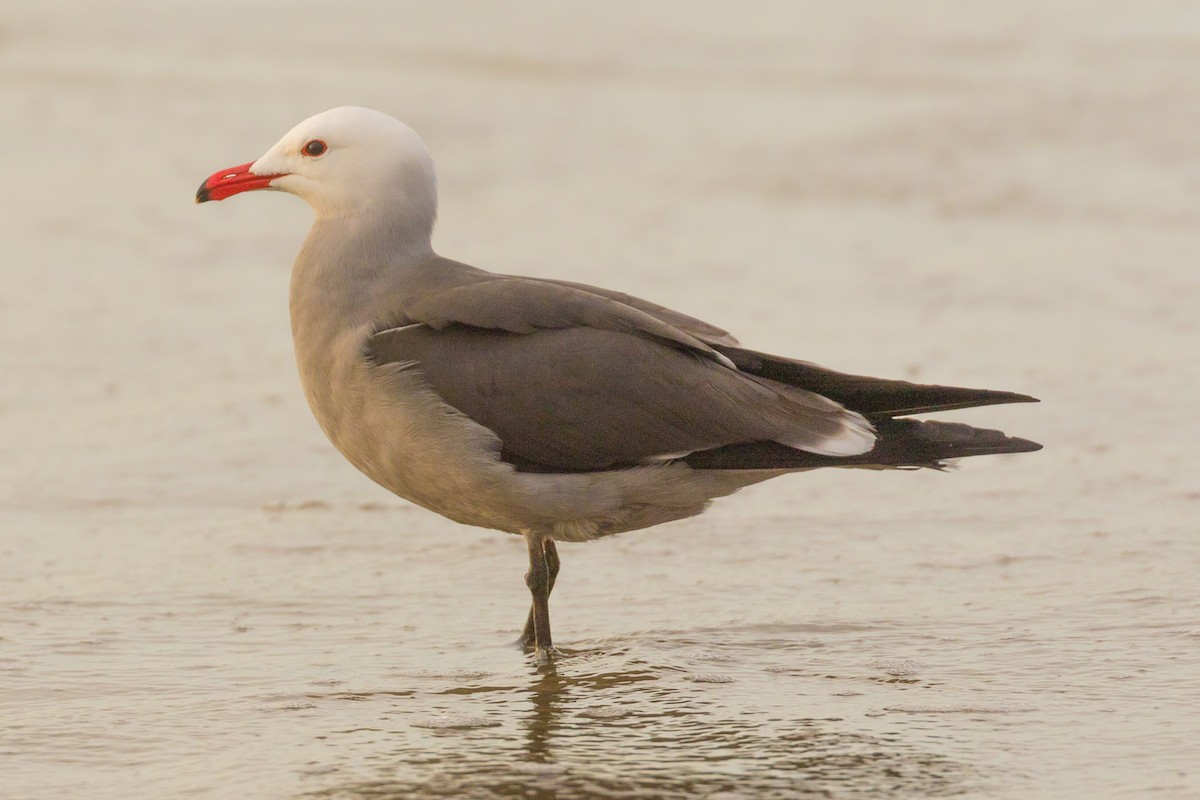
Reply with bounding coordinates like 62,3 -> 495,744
994,391 -> 1040,405
1007,436 -> 1043,453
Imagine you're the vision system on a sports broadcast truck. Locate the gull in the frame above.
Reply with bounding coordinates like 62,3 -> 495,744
196,107 -> 1041,661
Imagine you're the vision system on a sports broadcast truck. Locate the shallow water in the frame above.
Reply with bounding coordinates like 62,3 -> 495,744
3,2 -> 1199,798
7,496 -> 1197,798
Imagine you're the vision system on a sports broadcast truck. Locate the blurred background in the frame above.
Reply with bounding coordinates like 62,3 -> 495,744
2,2 -> 1197,798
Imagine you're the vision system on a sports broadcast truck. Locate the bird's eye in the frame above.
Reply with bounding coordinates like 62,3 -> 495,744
302,139 -> 328,158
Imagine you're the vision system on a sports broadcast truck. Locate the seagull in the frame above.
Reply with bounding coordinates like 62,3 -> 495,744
196,106 -> 1041,662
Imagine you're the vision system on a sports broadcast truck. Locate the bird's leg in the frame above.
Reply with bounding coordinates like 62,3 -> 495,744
520,538 -> 560,648
521,533 -> 560,661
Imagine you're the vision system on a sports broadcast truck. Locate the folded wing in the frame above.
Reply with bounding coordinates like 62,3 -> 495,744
368,324 -> 874,471
371,263 -> 1036,473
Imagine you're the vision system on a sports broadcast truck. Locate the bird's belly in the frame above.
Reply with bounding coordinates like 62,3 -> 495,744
302,353 -> 520,530
297,344 -> 775,539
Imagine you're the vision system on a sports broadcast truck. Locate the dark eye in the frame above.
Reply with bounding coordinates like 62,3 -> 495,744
302,139 -> 327,157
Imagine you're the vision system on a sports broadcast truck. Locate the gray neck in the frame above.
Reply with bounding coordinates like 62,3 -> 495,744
290,212 -> 435,339
287,213 -> 439,442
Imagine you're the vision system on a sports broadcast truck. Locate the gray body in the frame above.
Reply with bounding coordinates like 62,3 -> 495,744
198,106 -> 1040,657
292,218 -> 811,543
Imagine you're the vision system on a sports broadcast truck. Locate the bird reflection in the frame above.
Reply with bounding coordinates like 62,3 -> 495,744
522,660 -> 565,764
301,645 -> 970,800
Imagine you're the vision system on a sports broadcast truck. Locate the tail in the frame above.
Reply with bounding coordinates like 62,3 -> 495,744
682,418 -> 1042,471
683,345 -> 1041,471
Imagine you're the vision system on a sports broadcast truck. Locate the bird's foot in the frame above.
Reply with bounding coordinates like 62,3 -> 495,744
516,634 -> 561,662
533,644 -> 562,666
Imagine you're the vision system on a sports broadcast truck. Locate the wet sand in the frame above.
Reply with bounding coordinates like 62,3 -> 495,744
3,1 -> 1198,797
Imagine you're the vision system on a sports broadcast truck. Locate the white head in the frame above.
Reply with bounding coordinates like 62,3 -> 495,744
197,107 -> 438,237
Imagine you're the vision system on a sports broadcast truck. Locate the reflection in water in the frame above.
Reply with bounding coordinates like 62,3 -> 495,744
303,644 -> 970,799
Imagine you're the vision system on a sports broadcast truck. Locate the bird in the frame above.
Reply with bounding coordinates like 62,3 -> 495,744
196,106 -> 1041,662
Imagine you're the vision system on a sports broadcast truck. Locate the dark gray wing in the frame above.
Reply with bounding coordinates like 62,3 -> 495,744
368,324 -> 872,471
715,346 -> 1040,416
